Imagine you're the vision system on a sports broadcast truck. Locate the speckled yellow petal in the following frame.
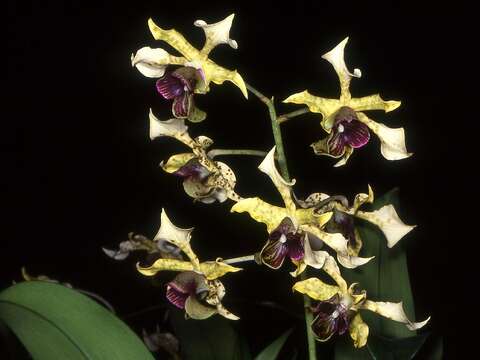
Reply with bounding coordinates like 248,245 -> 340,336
356,205 -> 416,248
149,109 -> 195,147
295,209 -> 333,228
258,147 -> 296,213
200,260 -> 243,280
349,313 -> 369,348
283,90 -> 339,124
231,197 -> 288,233
357,112 -> 412,160
131,47 -> 185,78
148,18 -> 200,60
321,37 -> 362,102
289,260 -> 307,277
349,94 -> 401,113
322,255 -> 348,292
292,278 -> 340,301
301,224 -> 374,269
361,300 -> 430,331
214,161 -> 240,202
154,209 -> 199,271
137,258 -> 193,276
194,14 -> 238,55
160,153 -> 196,173
203,60 -> 248,98
352,185 -> 374,213
185,296 -> 217,320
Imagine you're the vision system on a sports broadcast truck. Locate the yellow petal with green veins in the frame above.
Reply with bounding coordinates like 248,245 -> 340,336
148,18 -> 200,60
231,197 -> 288,233
295,209 -> 332,227
160,153 -> 196,173
292,278 -> 340,301
348,94 -> 401,113
352,184 -> 374,213
200,261 -> 243,280
349,313 -> 369,348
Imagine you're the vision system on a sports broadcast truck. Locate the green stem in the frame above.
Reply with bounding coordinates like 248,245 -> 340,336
277,107 -> 310,124
208,149 -> 267,158
223,255 -> 256,264
245,82 -> 317,360
245,83 -> 290,181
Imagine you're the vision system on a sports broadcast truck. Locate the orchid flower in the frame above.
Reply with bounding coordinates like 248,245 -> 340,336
296,186 -> 416,257
134,210 -> 241,320
293,270 -> 430,347
132,14 -> 247,121
150,110 -> 240,203
231,147 -> 374,273
284,37 -> 411,166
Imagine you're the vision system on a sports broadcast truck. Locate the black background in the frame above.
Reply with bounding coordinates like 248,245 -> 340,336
5,0 -> 472,358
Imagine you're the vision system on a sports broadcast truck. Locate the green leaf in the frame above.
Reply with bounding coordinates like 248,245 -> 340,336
254,328 -> 293,360
0,281 -> 154,360
335,188 -> 425,359
169,307 -> 251,360
366,333 -> 429,360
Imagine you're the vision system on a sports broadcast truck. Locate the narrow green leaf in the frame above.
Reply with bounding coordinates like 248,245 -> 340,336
335,188 -> 423,359
0,281 -> 154,360
254,328 -> 293,360
169,307 -> 251,360
367,333 -> 429,360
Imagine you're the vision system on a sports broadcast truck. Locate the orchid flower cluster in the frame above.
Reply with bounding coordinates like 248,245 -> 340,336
104,13 -> 430,351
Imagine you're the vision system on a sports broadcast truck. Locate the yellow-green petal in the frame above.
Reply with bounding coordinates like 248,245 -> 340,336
352,184 -> 374,213
185,296 -> 217,320
160,153 -> 196,173
231,197 -> 288,233
357,112 -> 412,161
283,90 -> 340,126
292,278 -> 340,301
356,205 -> 416,248
361,300 -> 430,331
321,37 -> 361,102
154,209 -> 200,271
349,313 -> 369,348
200,260 -> 243,280
348,94 -> 401,113
258,147 -> 296,213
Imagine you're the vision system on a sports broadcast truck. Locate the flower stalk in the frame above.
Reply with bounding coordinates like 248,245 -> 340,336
245,82 -> 317,360
208,149 -> 268,158
277,107 -> 310,124
223,255 -> 256,264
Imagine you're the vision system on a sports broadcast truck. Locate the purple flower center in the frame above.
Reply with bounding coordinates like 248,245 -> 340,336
173,159 -> 210,181
328,107 -> 370,156
311,294 -> 350,340
260,217 -> 305,269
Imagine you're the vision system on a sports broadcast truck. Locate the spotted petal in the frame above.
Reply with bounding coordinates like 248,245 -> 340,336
154,209 -> 199,271
322,37 -> 362,101
349,313 -> 369,348
352,185 -> 374,213
231,198 -> 288,233
194,14 -> 238,54
349,94 -> 401,113
283,90 -> 339,126
356,205 -> 416,248
258,147 -> 296,212
357,112 -> 412,160
292,278 -> 340,301
131,47 -> 185,78
361,300 -> 430,331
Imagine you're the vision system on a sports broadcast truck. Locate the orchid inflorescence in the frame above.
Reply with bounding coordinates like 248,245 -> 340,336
104,13 -> 429,351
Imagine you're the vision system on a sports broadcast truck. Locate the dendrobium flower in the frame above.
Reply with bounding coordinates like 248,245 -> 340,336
155,66 -> 207,122
293,270 -> 430,347
284,37 -> 411,166
231,147 -> 374,272
150,110 -> 240,203
130,210 -> 240,320
131,14 -> 247,121
166,271 -> 239,320
296,186 -> 416,256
